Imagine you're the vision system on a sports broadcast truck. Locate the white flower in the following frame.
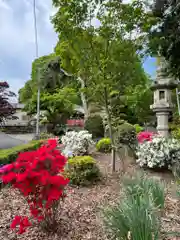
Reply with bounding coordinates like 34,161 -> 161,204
136,136 -> 180,169
61,130 -> 94,156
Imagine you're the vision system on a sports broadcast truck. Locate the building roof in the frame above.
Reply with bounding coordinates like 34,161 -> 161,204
11,103 -> 25,109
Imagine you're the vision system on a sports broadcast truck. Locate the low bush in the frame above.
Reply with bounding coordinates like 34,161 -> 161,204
1,139 -> 69,234
103,195 -> 160,240
123,174 -> 165,209
54,124 -> 66,136
136,135 -> 180,169
96,138 -> 111,153
134,124 -> 144,134
113,122 -> 137,151
61,130 -> 94,157
65,156 -> 100,186
172,127 -> 180,141
39,132 -> 55,139
0,140 -> 43,165
84,115 -> 104,138
102,175 -> 164,240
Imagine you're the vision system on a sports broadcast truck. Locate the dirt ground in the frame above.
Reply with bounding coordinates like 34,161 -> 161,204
0,153 -> 180,240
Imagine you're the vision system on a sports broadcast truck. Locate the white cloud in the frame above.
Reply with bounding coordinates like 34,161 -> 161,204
0,0 -> 155,97
0,0 -> 57,94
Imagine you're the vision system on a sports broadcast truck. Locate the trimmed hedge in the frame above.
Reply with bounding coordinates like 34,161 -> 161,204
65,156 -> 101,186
96,138 -> 111,153
0,140 -> 43,164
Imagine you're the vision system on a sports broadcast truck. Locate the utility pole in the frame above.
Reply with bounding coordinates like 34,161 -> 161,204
33,0 -> 40,139
36,68 -> 40,136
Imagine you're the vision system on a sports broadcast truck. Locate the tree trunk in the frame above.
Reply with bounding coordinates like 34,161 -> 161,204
104,87 -> 116,172
78,77 -> 89,121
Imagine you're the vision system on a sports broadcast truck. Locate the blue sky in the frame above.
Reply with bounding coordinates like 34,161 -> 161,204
143,57 -> 156,78
0,0 -> 156,96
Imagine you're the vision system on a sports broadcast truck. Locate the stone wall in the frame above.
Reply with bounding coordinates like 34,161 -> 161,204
1,125 -> 35,134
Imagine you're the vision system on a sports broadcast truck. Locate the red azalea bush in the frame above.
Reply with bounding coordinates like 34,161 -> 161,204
1,139 -> 69,234
137,131 -> 155,143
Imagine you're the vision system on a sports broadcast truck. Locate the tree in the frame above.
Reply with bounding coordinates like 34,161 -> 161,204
125,84 -> 153,125
19,54 -> 76,102
141,0 -> 180,78
0,82 -> 17,126
23,87 -> 79,133
18,80 -> 34,103
52,0 -> 150,171
19,54 -> 82,116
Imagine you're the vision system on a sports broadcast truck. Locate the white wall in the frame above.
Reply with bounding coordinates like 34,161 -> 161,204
5,109 -> 31,126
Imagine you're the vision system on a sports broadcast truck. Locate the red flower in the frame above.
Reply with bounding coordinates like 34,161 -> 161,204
47,187 -> 63,202
2,171 -> 16,183
18,225 -> 26,234
11,216 -> 31,234
10,216 -> 21,229
49,175 -> 69,186
137,131 -> 155,143
2,139 -> 69,235
16,172 -> 28,182
30,205 -> 40,217
21,217 -> 31,227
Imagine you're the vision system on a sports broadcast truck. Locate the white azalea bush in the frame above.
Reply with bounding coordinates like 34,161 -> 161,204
61,130 -> 94,157
136,135 -> 180,169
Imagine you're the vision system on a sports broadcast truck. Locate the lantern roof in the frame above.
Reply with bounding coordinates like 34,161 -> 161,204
150,57 -> 177,90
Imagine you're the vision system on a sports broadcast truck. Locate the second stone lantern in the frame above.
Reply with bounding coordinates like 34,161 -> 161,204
150,57 -> 177,137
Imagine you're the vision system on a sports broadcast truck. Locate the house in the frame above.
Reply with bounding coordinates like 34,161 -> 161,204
4,102 -> 85,130
4,103 -> 31,126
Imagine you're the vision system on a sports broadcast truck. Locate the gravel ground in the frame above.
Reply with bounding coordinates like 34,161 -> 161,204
0,176 -> 121,240
0,153 -> 180,240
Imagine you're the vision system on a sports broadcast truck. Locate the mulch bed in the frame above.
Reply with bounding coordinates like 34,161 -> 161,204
0,153 -> 180,240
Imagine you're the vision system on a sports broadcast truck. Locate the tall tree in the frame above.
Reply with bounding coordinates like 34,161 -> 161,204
23,87 -> 79,133
52,0 -> 150,171
18,80 -> 34,103
19,54 -> 81,110
125,84 -> 153,125
19,54 -> 75,102
0,82 -> 16,126
142,0 -> 180,78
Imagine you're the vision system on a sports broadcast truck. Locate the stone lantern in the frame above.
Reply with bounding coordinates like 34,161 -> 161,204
150,57 -> 177,137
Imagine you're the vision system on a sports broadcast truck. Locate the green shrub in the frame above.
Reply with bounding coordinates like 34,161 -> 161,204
65,156 -> 100,186
39,132 -> 55,139
0,140 -> 43,164
172,127 -> 180,140
0,128 -> 6,132
84,115 -> 104,138
54,124 -> 66,136
96,138 -> 111,153
134,124 -> 144,134
103,194 -> 160,240
123,174 -> 165,209
102,175 -> 164,240
113,122 -> 137,151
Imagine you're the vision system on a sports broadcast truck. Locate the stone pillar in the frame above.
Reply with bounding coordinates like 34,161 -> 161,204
156,111 -> 169,137
150,57 -> 177,138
